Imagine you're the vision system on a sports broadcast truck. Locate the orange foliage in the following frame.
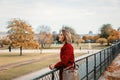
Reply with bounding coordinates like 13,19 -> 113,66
107,29 -> 119,43
96,38 -> 107,45
7,18 -> 40,49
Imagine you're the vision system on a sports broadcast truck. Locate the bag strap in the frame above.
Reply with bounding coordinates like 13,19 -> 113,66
74,62 -> 79,70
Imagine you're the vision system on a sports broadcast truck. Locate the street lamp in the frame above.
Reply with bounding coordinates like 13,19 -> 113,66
88,40 -> 91,49
88,40 -> 91,54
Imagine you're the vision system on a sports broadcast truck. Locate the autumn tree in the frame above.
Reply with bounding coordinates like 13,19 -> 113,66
82,35 -> 88,41
7,18 -> 40,55
82,35 -> 93,43
94,35 -> 100,42
107,29 -> 119,44
96,38 -> 107,45
0,35 -> 9,45
2,38 -> 10,45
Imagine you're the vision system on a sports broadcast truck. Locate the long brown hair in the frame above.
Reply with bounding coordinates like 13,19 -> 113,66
61,30 -> 72,43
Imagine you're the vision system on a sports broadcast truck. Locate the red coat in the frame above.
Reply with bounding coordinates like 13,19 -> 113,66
54,43 -> 75,80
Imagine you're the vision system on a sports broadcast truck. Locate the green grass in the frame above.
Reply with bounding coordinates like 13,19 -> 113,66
0,53 -> 54,66
0,53 -> 84,80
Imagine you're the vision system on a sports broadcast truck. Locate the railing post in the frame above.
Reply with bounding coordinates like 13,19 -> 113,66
108,48 -> 110,65
100,52 -> 102,74
109,48 -> 111,65
52,72 -> 54,80
107,48 -> 109,66
86,57 -> 88,80
103,50 -> 106,70
94,54 -> 96,80
113,46 -> 115,59
110,46 -> 112,62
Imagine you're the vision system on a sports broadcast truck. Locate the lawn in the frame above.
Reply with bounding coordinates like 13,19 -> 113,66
0,43 -> 108,80
0,52 -> 84,80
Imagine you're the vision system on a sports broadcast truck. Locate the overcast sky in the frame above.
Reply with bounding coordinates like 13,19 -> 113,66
0,0 -> 120,34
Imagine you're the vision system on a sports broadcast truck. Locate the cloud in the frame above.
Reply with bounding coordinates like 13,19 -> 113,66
0,0 -> 120,34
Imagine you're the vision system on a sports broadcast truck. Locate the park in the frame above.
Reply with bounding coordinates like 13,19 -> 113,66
0,19 -> 120,80
0,0 -> 120,79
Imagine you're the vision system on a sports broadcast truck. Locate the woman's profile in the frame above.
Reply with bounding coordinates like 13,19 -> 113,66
49,28 -> 75,80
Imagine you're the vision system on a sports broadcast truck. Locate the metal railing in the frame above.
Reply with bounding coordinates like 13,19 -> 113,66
33,42 -> 120,80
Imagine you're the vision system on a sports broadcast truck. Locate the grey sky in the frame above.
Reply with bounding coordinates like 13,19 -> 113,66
0,0 -> 120,34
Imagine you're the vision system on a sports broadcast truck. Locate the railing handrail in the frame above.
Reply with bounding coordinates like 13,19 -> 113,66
33,68 -> 59,80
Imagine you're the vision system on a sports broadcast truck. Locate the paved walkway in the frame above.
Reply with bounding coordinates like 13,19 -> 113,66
99,54 -> 120,80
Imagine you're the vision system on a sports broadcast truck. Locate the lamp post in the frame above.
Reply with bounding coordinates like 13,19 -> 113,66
88,40 -> 91,53
88,40 -> 91,49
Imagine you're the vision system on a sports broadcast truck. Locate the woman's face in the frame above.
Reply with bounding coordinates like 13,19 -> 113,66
59,32 -> 64,42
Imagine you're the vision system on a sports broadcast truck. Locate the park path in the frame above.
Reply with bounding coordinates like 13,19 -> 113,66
99,54 -> 120,80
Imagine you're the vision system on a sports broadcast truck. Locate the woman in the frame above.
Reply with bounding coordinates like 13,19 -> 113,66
49,29 -> 75,80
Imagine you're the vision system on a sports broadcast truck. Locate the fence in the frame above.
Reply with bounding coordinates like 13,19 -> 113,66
33,42 -> 120,80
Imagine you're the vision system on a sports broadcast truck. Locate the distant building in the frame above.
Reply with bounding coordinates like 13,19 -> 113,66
88,31 -> 93,35
79,31 -> 98,38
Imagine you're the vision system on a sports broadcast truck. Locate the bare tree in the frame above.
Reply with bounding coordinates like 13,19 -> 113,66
36,25 -> 51,33
37,25 -> 53,53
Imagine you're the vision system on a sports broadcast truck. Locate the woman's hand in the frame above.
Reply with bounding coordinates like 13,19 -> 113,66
49,64 -> 54,70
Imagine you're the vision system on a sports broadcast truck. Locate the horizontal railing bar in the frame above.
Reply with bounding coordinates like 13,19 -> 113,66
32,68 -> 59,80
